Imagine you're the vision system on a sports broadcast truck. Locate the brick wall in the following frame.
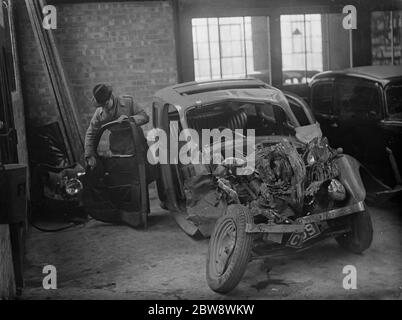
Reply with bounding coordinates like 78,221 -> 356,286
16,0 -> 58,127
16,1 -> 178,131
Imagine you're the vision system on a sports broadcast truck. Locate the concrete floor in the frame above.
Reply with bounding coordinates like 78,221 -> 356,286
22,192 -> 402,300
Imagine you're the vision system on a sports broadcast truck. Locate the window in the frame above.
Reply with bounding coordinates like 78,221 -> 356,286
335,80 -> 381,118
286,95 -> 312,126
192,17 -> 271,82
97,123 -> 135,157
185,102 -> 294,137
371,11 -> 402,65
311,82 -> 333,114
281,14 -> 323,85
386,84 -> 402,120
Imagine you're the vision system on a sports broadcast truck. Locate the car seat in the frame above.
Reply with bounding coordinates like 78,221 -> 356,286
227,109 -> 248,131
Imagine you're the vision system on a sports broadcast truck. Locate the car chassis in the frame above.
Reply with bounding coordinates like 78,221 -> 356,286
151,79 -> 373,293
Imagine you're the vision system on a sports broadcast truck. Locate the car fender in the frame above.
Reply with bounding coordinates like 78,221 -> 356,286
335,154 -> 366,203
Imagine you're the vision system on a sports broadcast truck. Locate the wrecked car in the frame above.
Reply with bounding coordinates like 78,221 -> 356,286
310,66 -> 402,203
152,79 -> 373,293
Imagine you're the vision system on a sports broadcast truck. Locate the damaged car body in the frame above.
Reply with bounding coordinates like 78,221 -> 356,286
153,79 -> 373,293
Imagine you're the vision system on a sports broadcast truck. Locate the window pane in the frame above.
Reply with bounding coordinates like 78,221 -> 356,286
336,80 -> 381,117
208,24 -> 219,42
211,59 -> 221,78
192,18 -> 206,26
197,43 -> 209,59
312,83 -> 333,114
198,60 -> 211,78
231,41 -> 242,56
231,24 -> 242,39
386,84 -> 402,119
220,42 -> 232,57
196,25 -> 209,42
221,58 -> 233,75
210,41 -> 220,59
281,14 -> 323,85
207,17 -> 218,25
194,60 -> 201,79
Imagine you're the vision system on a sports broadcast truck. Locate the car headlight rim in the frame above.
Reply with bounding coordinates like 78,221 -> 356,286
65,178 -> 83,196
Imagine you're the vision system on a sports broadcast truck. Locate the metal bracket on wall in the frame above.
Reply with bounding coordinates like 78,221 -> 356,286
25,0 -> 84,164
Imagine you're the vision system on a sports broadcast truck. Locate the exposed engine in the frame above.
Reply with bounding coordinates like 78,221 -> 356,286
255,140 -> 305,208
215,136 -> 344,224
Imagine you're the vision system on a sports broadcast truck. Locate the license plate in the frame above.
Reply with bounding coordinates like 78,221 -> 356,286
286,222 -> 321,248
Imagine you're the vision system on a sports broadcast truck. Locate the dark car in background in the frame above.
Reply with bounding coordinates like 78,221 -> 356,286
310,66 -> 402,201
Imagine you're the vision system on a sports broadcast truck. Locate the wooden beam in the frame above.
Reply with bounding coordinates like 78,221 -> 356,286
25,0 -> 84,164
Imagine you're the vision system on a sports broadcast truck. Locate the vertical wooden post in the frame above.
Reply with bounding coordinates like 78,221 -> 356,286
0,225 -> 16,299
25,0 -> 84,164
270,14 -> 283,87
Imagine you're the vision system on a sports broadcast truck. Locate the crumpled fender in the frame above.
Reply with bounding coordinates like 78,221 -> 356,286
335,154 -> 366,203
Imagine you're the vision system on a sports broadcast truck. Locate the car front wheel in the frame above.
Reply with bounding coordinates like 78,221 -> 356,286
206,204 -> 253,293
335,207 -> 373,254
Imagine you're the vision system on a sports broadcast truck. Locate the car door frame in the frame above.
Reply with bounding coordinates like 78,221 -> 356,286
153,101 -> 182,212
90,119 -> 150,218
334,76 -> 385,167
310,77 -> 342,147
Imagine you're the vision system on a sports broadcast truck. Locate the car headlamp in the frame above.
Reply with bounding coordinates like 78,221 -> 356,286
65,178 -> 83,196
327,179 -> 346,201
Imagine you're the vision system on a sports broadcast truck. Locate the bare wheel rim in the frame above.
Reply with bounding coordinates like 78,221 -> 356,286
210,218 -> 237,277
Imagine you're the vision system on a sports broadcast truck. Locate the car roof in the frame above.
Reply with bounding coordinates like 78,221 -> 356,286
311,65 -> 402,86
153,78 -> 287,108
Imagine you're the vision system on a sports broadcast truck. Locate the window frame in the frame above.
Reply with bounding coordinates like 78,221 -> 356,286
311,80 -> 335,117
334,77 -> 383,121
280,14 -> 323,86
191,16 -> 262,81
384,81 -> 402,120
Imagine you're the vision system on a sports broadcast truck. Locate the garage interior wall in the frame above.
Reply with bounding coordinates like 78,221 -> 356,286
15,0 -> 178,132
177,0 -> 399,96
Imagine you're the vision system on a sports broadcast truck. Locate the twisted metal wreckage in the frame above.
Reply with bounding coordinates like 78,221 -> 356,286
184,133 -> 353,242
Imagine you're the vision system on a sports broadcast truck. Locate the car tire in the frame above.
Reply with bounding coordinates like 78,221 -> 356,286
335,207 -> 373,254
206,204 -> 253,293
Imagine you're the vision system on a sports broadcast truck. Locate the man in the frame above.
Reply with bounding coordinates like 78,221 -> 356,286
84,83 -> 149,166
83,84 -> 150,227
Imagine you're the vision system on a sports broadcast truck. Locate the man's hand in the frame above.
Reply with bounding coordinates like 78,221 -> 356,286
86,156 -> 97,169
117,115 -> 129,123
